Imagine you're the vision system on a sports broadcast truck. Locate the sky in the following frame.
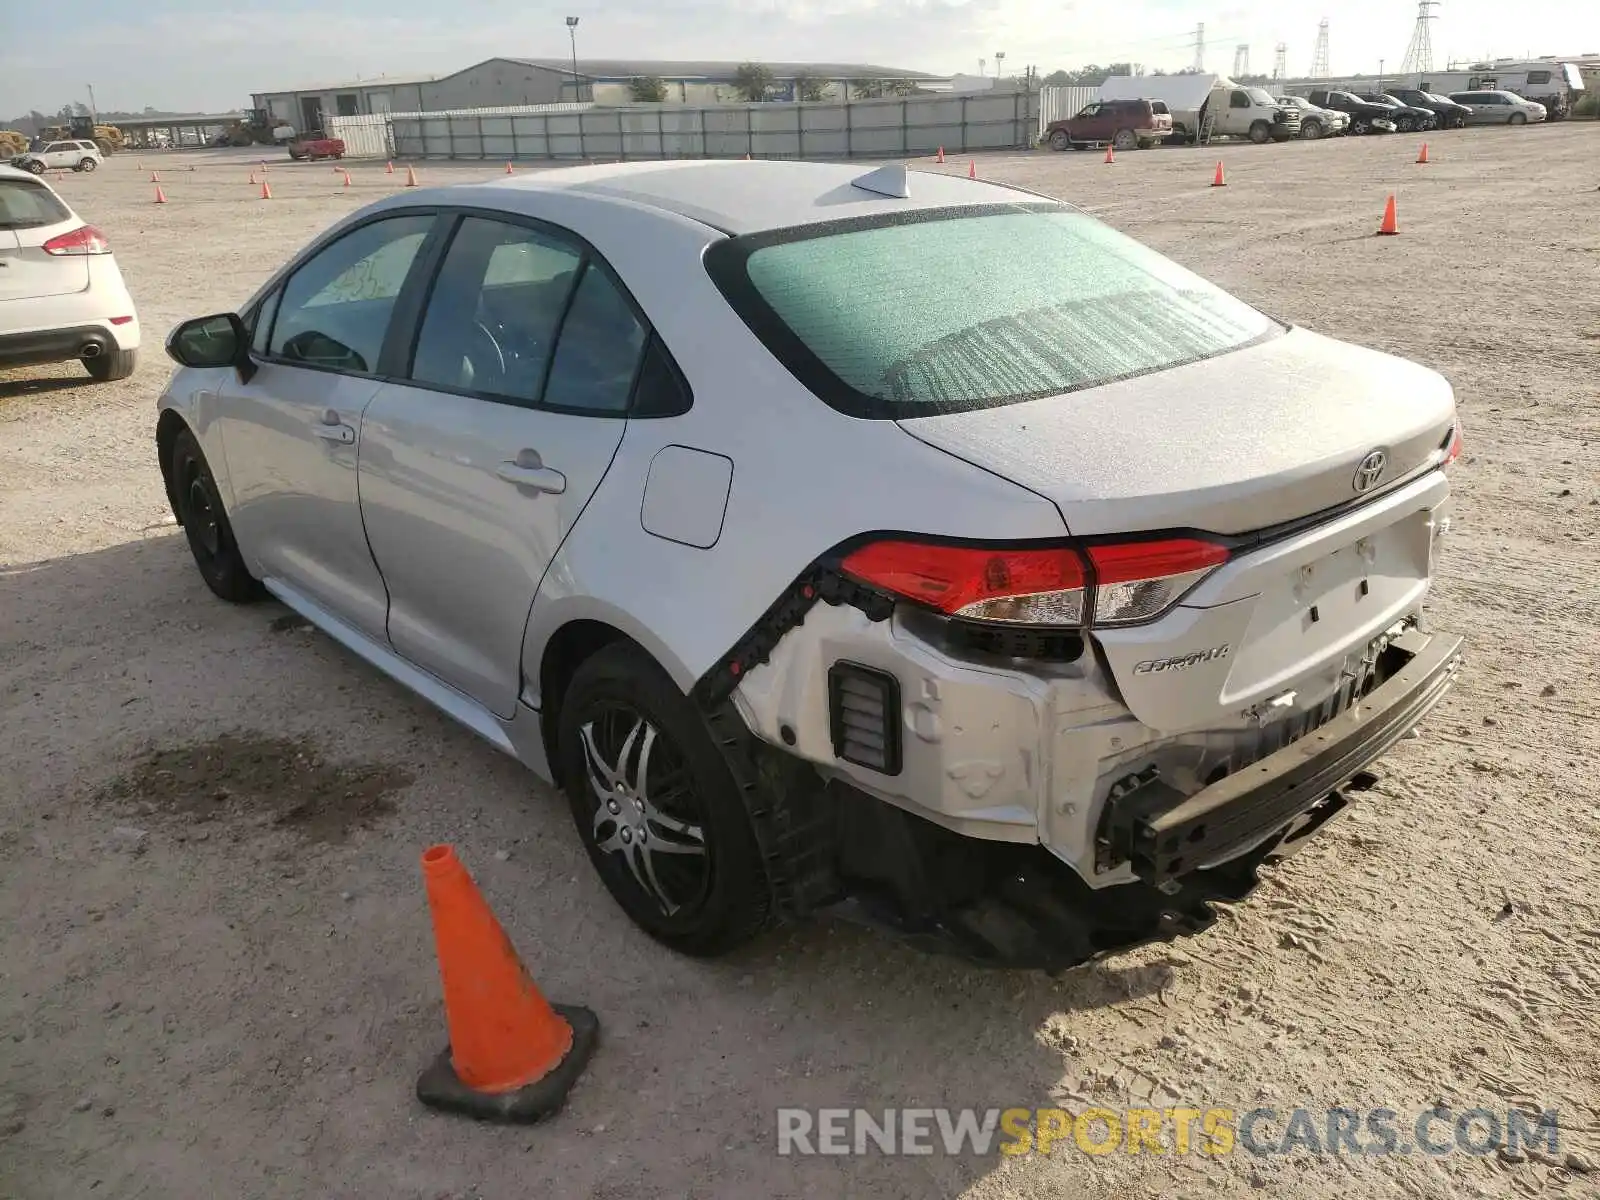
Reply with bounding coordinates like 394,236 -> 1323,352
0,0 -> 1593,116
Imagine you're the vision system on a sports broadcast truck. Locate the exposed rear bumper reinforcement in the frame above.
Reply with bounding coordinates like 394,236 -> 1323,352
1113,628 -> 1464,883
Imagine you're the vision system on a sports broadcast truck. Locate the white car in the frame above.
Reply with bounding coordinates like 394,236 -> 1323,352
1275,95 -> 1349,139
13,139 -> 103,174
154,161 -> 1463,968
0,164 -> 140,380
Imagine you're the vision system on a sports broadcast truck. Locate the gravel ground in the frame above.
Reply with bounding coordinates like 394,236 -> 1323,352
2,130 -> 1597,1200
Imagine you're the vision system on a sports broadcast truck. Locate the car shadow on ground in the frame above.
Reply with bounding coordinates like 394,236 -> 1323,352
2,533 -> 1185,1198
0,373 -> 99,400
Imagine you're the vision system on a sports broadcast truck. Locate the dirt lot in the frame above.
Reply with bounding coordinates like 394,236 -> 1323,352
2,130 -> 1598,1199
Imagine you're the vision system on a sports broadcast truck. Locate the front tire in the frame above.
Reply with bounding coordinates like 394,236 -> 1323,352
1248,121 -> 1270,144
1048,129 -> 1070,152
84,348 -> 135,382
169,428 -> 264,603
1352,118 -> 1372,135
1510,112 -> 1527,125
1301,119 -> 1323,140
557,643 -> 771,957
24,159 -> 44,174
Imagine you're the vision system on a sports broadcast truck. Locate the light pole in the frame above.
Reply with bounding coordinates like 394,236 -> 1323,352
87,84 -> 97,127
994,51 -> 1005,80
565,16 -> 581,102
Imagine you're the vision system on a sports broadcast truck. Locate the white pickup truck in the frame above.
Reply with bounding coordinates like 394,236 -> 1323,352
1099,74 -> 1301,144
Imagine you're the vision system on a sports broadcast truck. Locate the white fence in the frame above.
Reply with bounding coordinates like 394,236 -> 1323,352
328,104 -> 592,159
1037,86 -> 1100,137
371,91 -> 1040,162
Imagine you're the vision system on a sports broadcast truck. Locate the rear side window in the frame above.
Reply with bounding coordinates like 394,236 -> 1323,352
541,262 -> 648,415
0,179 -> 71,229
1526,71 -> 1550,85
706,204 -> 1278,419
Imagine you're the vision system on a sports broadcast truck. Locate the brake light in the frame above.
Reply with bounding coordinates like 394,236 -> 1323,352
1087,539 -> 1230,625
41,225 -> 111,256
839,536 -> 1230,627
840,541 -> 1089,623
1441,423 -> 1462,468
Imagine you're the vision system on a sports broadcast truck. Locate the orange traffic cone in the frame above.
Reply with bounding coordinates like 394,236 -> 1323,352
149,170 -> 160,183
414,846 -> 598,1123
260,180 -> 272,200
935,146 -> 945,163
1416,142 -> 1429,164
968,160 -> 976,179
505,161 -> 515,174
405,165 -> 419,187
1103,144 -> 1115,164
1211,161 -> 1226,187
153,184 -> 166,204
342,169 -> 352,188
1376,194 -> 1398,235
386,160 -> 395,174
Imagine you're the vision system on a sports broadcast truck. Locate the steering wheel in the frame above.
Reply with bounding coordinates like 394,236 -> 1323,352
467,320 -> 506,389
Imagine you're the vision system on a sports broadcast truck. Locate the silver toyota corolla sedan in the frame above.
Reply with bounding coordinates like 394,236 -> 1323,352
156,160 -> 1464,969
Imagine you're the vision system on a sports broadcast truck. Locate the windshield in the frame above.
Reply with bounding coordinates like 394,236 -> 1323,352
0,178 -> 71,229
1246,88 -> 1277,106
703,204 -> 1279,419
1379,95 -> 1408,106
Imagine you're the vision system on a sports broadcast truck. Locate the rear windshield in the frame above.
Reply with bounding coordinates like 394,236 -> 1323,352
703,203 -> 1279,418
0,179 -> 71,230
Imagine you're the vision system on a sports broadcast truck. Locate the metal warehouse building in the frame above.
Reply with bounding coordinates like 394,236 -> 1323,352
251,57 -> 944,132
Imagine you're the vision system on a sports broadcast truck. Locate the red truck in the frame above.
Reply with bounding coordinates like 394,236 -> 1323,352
287,134 -> 346,161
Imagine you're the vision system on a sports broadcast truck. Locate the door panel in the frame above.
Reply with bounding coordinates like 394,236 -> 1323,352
358,390 -> 626,715
215,212 -> 437,639
356,215 -> 646,717
220,367 -> 389,635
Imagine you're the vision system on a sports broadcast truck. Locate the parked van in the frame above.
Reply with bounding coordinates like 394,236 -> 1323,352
1099,74 -> 1300,144
1042,98 -> 1173,151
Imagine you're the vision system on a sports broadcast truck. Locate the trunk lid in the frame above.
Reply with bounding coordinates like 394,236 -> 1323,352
898,326 -> 1457,734
896,326 -> 1455,538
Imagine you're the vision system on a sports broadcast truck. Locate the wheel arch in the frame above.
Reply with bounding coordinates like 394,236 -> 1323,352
155,409 -> 190,525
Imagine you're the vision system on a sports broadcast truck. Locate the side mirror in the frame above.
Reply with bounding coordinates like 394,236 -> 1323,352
165,312 -> 256,383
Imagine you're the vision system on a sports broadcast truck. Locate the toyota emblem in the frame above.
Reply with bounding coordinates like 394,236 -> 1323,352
1352,450 -> 1387,494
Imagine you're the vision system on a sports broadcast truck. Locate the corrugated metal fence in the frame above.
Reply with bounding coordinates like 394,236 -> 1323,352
1037,86 -> 1101,137
350,92 -> 1039,161
328,104 -> 591,159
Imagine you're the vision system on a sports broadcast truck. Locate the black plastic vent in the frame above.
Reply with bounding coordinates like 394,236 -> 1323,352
828,662 -> 902,776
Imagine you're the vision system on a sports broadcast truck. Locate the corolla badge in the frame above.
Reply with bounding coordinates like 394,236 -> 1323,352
1133,645 -> 1231,675
1352,449 -> 1387,493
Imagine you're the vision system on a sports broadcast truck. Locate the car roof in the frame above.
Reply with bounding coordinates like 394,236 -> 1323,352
463,160 -> 1043,236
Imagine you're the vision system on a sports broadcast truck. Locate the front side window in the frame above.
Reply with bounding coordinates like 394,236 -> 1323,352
268,214 -> 434,373
1230,90 -> 1250,108
706,204 -> 1279,419
408,216 -> 582,403
1076,104 -> 1100,118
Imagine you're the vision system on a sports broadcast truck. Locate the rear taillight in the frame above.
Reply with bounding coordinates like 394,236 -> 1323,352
1441,422 -> 1462,469
41,225 -> 111,256
1086,538 -> 1231,625
839,535 -> 1229,629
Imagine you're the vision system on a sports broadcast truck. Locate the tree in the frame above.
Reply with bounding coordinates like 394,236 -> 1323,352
733,62 -> 774,102
792,73 -> 830,102
629,76 -> 668,103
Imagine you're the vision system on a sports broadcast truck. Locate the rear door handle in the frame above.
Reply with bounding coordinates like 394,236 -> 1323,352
496,461 -> 567,494
313,424 -> 355,444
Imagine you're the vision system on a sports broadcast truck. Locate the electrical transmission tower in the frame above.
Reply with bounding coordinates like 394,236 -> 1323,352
1193,23 -> 1205,72
1273,42 -> 1288,79
1234,44 -> 1250,77
1399,0 -> 1439,73
1310,18 -> 1330,79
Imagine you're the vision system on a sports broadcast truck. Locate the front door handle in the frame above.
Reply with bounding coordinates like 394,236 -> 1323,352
313,424 -> 355,444
496,461 -> 567,494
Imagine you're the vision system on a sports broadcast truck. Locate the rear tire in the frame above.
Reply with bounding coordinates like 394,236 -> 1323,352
1112,128 -> 1137,150
76,157 -> 97,172
557,643 -> 771,957
84,348 -> 135,382
169,428 -> 264,604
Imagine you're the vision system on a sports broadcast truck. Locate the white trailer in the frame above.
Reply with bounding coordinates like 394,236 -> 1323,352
1098,74 -> 1300,144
